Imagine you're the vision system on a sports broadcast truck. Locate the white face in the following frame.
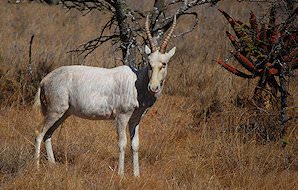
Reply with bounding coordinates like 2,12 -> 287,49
145,45 -> 176,94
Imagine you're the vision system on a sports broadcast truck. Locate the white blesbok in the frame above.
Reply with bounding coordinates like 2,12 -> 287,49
34,15 -> 176,177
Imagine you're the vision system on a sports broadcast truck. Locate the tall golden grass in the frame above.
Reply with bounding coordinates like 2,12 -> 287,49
0,1 -> 297,189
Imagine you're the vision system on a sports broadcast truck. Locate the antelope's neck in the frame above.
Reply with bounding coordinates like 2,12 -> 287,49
130,66 -> 157,108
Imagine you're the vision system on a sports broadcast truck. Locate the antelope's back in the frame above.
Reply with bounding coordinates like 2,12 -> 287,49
40,65 -> 139,119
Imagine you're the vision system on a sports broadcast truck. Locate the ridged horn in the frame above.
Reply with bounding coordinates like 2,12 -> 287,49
160,15 -> 176,53
145,15 -> 157,52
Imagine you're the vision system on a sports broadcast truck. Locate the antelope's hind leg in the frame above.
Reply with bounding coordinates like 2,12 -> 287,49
44,112 -> 69,163
35,110 -> 69,167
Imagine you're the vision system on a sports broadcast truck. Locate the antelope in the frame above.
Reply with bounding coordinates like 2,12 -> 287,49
34,15 -> 176,177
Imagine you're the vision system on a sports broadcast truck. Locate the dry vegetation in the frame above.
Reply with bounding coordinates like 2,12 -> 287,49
0,0 -> 297,189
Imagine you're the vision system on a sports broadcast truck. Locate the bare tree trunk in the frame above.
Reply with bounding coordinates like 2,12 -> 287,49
114,0 -> 136,66
151,0 -> 166,29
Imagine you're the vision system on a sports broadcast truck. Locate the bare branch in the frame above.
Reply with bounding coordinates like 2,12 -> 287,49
28,34 -> 35,77
68,15 -> 119,58
68,34 -> 119,58
61,0 -> 114,13
62,0 -> 221,66
174,12 -> 199,37
151,0 -> 220,35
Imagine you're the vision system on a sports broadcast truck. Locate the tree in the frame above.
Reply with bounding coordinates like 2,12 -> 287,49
60,0 -> 221,66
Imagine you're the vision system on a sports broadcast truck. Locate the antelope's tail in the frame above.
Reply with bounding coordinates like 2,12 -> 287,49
33,87 -> 41,109
32,87 -> 42,136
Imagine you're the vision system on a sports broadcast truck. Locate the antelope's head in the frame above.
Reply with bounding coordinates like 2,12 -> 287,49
145,15 -> 176,95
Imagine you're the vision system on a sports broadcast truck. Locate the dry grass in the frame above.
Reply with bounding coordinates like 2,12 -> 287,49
0,1 -> 297,189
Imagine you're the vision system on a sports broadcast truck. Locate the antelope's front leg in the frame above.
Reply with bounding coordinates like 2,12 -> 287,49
129,124 -> 140,177
116,112 -> 132,176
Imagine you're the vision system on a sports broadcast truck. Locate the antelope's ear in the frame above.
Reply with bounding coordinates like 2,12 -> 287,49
167,47 -> 176,58
145,45 -> 151,54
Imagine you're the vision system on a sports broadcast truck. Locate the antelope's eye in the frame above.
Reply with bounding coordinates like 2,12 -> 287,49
161,62 -> 166,68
